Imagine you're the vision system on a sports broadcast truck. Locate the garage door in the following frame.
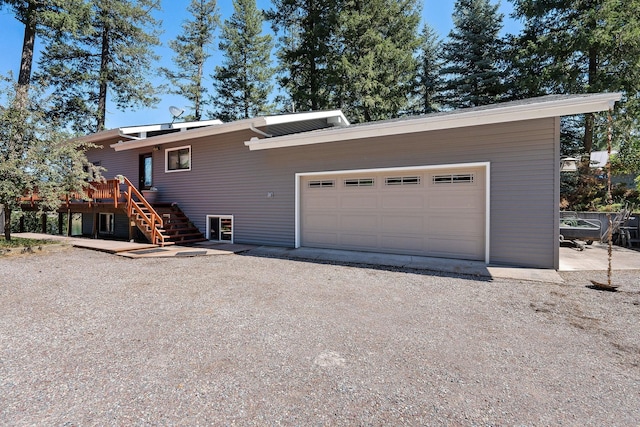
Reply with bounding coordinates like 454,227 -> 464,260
301,166 -> 486,260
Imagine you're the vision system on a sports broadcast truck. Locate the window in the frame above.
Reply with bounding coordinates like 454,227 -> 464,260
98,213 -> 114,235
308,180 -> 335,188
344,178 -> 374,187
207,215 -> 233,243
165,145 -> 191,172
432,173 -> 474,184
385,176 -> 421,186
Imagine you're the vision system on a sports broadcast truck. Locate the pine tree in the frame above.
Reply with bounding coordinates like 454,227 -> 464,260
161,0 -> 219,122
35,0 -> 162,132
211,0 -> 274,121
336,0 -> 421,123
0,1 -> 97,239
439,0 -> 504,109
413,23 -> 443,114
0,0 -> 88,109
510,0 -> 640,156
0,78 -> 102,240
267,0 -> 340,112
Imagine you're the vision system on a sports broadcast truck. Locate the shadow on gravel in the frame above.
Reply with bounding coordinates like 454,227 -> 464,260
240,251 -> 494,283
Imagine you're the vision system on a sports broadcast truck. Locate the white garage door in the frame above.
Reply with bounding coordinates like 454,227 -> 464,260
301,166 -> 486,260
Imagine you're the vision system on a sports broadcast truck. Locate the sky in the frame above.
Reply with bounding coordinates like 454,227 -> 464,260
0,0 -> 521,129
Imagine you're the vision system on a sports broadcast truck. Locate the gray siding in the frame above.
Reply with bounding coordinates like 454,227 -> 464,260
87,117 -> 559,268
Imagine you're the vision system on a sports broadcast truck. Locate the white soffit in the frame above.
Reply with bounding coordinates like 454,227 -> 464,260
108,110 -> 348,151
245,93 -> 622,151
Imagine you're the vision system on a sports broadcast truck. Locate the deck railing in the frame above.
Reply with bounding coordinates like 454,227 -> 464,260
19,177 -> 168,246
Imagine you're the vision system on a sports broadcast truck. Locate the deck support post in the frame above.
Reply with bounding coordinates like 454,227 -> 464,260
67,210 -> 73,237
92,212 -> 98,239
58,213 -> 64,235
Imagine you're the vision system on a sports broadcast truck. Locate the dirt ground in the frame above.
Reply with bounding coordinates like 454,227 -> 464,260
1,248 -> 639,425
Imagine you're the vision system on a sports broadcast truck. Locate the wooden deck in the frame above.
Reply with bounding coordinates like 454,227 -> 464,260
18,177 -> 206,246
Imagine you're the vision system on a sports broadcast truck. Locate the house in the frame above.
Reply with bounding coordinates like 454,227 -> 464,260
74,93 -> 620,269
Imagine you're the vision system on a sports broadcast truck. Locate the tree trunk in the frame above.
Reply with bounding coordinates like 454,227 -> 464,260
15,1 -> 37,111
583,31 -> 598,154
97,22 -> 110,131
3,205 -> 12,241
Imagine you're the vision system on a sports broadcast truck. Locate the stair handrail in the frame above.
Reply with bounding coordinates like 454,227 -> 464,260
121,176 -> 166,245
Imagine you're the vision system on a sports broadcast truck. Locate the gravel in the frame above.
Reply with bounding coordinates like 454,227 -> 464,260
1,247 -> 639,426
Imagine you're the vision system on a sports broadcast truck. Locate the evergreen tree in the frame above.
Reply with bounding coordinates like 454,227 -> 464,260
35,0 -> 162,133
439,0 -> 504,109
510,0 -> 640,156
0,78 -> 102,240
0,0 -> 88,109
211,0 -> 274,121
0,1 -> 97,239
413,23 -> 443,114
161,0 -> 219,122
336,0 -> 421,123
267,0 -> 340,112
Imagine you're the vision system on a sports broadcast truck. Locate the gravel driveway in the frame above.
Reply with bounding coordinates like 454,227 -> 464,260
1,248 -> 639,426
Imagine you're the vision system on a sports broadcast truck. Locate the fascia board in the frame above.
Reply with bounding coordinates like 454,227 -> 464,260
245,93 -> 622,151
110,118 -> 263,151
72,129 -> 121,144
120,119 -> 224,134
264,110 -> 350,126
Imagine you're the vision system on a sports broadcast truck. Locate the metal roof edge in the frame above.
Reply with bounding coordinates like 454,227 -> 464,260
245,93 -> 622,151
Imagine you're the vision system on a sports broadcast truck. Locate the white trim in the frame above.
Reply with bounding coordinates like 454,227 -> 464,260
165,145 -> 192,173
110,110 -> 348,152
263,110 -> 349,126
295,161 -> 491,264
206,215 -> 234,243
120,119 -> 224,135
246,93 -> 622,151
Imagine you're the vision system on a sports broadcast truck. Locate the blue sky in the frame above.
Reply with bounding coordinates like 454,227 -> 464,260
0,0 -> 520,129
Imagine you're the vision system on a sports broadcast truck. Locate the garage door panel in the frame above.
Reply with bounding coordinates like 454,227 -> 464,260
381,194 -> 424,209
382,235 -> 425,252
341,214 -> 377,231
427,237 -> 481,259
340,233 -> 379,247
305,232 -> 339,246
305,214 -> 338,229
301,166 -> 486,260
381,215 -> 424,233
427,215 -> 484,238
428,192 -> 484,209
340,195 -> 378,209
305,195 -> 339,209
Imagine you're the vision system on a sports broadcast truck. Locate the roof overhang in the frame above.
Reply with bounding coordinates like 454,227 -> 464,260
244,93 -> 622,151
107,110 -> 349,152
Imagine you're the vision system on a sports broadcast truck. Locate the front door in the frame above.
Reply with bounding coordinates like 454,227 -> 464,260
139,153 -> 153,190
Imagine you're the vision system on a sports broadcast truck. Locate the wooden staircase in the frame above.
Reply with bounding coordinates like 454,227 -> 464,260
152,203 -> 207,245
19,176 -> 206,247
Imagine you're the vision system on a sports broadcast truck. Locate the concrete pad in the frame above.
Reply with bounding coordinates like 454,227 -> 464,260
12,234 -> 257,258
247,246 -> 564,283
559,242 -> 640,271
13,233 -> 157,253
